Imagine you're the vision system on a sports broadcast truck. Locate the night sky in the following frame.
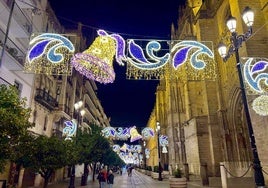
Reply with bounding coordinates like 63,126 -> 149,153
49,0 -> 185,128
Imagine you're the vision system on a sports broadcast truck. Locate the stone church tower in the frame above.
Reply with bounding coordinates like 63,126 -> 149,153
155,0 -> 268,185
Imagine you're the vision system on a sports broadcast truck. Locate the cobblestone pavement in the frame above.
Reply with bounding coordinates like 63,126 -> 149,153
46,170 -> 169,188
44,170 -> 223,188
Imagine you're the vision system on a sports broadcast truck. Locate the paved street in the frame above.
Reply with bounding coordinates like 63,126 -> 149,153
45,169 -> 221,188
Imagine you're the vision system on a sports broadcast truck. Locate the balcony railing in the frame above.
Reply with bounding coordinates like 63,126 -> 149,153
3,0 -> 33,36
0,28 -> 26,66
34,88 -> 58,111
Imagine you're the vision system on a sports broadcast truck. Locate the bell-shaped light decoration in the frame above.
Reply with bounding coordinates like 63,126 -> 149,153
242,6 -> 254,27
71,35 -> 116,84
129,126 -> 142,142
162,146 -> 168,153
226,16 -> 237,33
120,143 -> 128,152
218,43 -> 227,58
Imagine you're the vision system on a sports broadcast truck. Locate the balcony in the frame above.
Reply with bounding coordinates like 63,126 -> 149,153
34,88 -> 58,111
1,0 -> 33,38
0,27 -> 26,68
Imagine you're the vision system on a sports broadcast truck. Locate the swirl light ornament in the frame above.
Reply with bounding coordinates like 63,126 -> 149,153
25,33 -> 75,75
113,144 -> 121,153
126,39 -> 215,80
101,127 -> 117,138
63,119 -> 77,140
102,126 -> 155,141
242,58 -> 268,116
141,127 -> 155,139
159,135 -> 168,153
159,135 -> 168,147
170,40 -> 216,81
243,58 -> 268,95
171,40 -> 214,70
102,127 -> 129,140
126,39 -> 169,79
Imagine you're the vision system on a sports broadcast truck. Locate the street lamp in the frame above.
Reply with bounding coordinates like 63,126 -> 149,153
156,121 -> 163,181
69,100 -> 84,188
217,7 -> 265,187
143,141 -> 147,169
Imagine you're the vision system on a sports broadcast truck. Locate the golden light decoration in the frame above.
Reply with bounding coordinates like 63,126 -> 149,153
24,33 -> 75,75
129,126 -> 143,142
252,95 -> 268,116
71,34 -> 116,84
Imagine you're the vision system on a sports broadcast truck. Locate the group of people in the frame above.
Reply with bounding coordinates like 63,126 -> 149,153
97,169 -> 114,188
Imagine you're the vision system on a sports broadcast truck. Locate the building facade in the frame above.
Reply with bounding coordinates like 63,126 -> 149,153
148,0 -> 268,186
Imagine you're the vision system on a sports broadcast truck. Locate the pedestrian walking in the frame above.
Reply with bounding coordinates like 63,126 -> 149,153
97,169 -> 107,188
107,170 -> 114,188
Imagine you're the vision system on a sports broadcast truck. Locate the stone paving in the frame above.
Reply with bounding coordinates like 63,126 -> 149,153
44,169 -> 224,188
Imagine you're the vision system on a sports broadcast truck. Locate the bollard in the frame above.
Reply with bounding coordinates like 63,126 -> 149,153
220,162 -> 227,188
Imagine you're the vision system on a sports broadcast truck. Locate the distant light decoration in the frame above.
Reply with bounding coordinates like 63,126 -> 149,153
252,95 -> 268,116
145,148 -> 150,159
129,126 -> 142,142
141,127 -> 155,139
116,127 -> 130,140
102,127 -> 129,140
242,58 -> 268,95
102,126 -> 156,141
113,144 -> 121,153
63,119 -> 77,140
159,135 -> 168,147
128,144 -> 142,153
159,135 -> 168,154
120,143 -> 128,152
24,33 -> 75,75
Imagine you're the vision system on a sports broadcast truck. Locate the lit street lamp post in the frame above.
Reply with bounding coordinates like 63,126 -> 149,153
218,7 -> 265,187
156,121 -> 163,181
69,100 -> 85,188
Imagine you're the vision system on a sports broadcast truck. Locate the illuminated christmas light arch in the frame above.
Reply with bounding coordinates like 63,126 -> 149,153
25,33 -> 75,75
102,126 -> 155,141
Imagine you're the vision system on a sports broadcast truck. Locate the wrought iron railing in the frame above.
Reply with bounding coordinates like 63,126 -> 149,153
34,88 -> 58,111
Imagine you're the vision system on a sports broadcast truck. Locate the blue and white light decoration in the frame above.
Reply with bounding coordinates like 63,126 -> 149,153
141,127 -> 155,140
125,38 -> 215,80
113,143 -> 143,164
102,127 -> 129,140
102,126 -> 155,141
242,57 -> 268,116
25,33 -> 75,75
63,119 -> 77,140
145,148 -> 150,159
159,135 -> 168,153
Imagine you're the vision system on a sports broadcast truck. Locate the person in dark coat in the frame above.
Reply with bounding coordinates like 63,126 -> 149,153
107,170 -> 114,188
97,169 -> 107,188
